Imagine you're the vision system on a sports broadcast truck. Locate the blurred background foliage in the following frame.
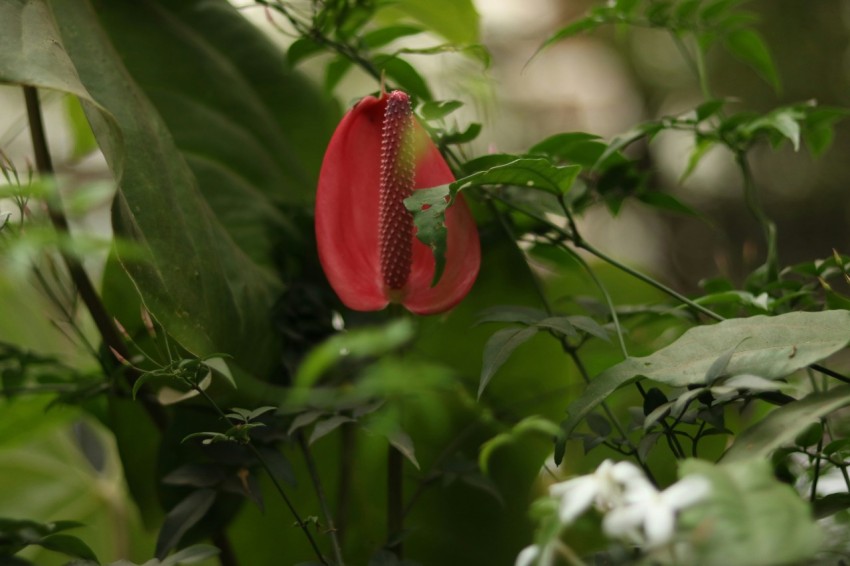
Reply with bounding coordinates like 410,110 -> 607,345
1,0 -> 849,564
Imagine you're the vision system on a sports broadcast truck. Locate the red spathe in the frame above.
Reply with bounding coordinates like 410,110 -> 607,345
315,92 -> 480,315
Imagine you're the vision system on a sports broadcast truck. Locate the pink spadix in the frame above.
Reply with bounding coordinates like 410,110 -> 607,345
315,90 -> 480,314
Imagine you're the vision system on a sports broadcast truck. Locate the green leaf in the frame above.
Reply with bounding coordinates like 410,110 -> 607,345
637,191 -> 699,216
382,428 -> 420,469
479,327 -> 539,399
386,0 -> 480,44
453,158 -> 581,196
309,415 -> 355,444
679,459 -> 821,565
155,489 -> 217,559
479,416 -> 562,473
813,493 -> 850,519
475,305 -> 548,326
287,37 -> 323,66
562,311 -> 850,436
680,137 -> 715,183
595,122 -> 664,168
700,0 -> 742,23
538,12 -> 610,53
696,99 -> 727,122
375,55 -> 432,101
441,122 -> 482,145
723,28 -> 781,93
36,534 -> 98,562
803,107 -> 850,157
535,317 -> 579,340
325,56 -> 353,92
530,132 -> 626,168
0,0 -> 328,377
64,96 -> 98,159
295,319 -> 416,388
420,99 -> 463,121
405,185 -> 451,286
362,25 -> 424,49
722,386 -> 850,462
160,544 -> 221,566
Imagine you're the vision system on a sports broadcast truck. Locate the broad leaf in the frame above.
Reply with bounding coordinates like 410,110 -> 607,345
679,459 -> 821,565
563,311 -> 850,435
0,0 -> 310,377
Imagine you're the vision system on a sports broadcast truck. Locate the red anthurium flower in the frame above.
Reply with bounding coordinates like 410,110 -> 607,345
315,90 -> 480,315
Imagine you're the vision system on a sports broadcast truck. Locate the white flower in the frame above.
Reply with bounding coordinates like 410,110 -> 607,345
549,459 -> 644,523
603,474 -> 711,548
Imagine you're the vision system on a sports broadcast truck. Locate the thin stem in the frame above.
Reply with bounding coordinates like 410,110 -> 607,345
735,151 -> 778,281
810,430 -> 824,502
335,424 -> 355,546
211,532 -> 239,566
251,445 -> 329,565
387,444 -> 404,556
23,85 -> 168,431
297,432 -> 345,566
193,386 -> 328,565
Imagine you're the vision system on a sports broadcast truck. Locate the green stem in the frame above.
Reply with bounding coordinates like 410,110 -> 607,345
387,444 -> 404,556
297,432 -> 346,566
735,151 -> 779,281
193,386 -> 328,565
23,86 -> 168,431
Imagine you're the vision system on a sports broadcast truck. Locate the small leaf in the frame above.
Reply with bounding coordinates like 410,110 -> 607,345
696,99 -> 727,122
362,25 -> 423,49
637,191 -> 699,216
155,489 -> 217,559
375,55 -> 432,101
475,305 -> 548,326
723,386 -> 850,462
535,317 -> 579,339
441,122 -> 482,145
680,137 -> 715,183
256,447 -> 297,487
723,28 -> 781,93
324,56 -> 352,92
384,429 -> 420,469
478,326 -> 539,398
813,493 -> 850,519
405,185 -> 451,286
309,415 -> 355,444
160,544 -> 221,566
420,99 -> 463,121
287,37 -> 323,66
567,315 -> 611,342
36,534 -> 98,562
452,158 -> 581,196
162,464 -> 226,488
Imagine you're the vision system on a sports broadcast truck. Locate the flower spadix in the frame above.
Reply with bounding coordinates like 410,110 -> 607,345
315,90 -> 480,314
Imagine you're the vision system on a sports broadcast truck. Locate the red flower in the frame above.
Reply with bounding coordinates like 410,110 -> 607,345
315,90 -> 480,315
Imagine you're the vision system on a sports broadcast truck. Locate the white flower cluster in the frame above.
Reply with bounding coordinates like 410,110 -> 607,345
517,460 -> 711,566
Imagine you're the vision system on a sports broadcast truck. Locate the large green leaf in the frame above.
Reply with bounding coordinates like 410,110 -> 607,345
91,0 -> 337,263
563,310 -> 850,435
679,459 -> 820,565
722,385 -> 850,462
0,0 -> 324,377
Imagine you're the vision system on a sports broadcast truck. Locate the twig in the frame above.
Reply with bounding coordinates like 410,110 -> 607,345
297,432 -> 345,565
23,86 -> 168,431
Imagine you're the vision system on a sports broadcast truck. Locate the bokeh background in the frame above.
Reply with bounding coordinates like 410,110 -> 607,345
1,0 -> 849,563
